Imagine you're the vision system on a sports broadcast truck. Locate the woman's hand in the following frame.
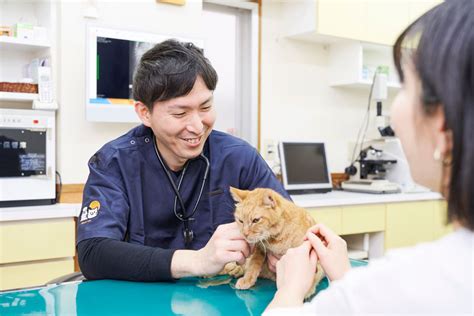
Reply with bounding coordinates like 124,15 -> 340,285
266,241 -> 317,310
266,252 -> 281,273
305,223 -> 351,281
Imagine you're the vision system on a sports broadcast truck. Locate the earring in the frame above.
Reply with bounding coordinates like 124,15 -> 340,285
443,154 -> 453,166
433,148 -> 441,161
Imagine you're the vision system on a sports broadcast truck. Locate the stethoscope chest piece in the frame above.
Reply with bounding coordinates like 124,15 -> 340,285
183,227 -> 194,244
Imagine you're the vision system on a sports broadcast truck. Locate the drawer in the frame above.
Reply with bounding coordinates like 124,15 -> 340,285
341,204 -> 385,235
0,258 -> 74,290
385,201 -> 435,249
307,207 -> 342,235
0,218 -> 75,264
433,200 -> 453,239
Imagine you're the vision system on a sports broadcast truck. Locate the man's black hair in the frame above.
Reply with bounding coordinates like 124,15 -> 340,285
133,39 -> 218,111
393,0 -> 474,230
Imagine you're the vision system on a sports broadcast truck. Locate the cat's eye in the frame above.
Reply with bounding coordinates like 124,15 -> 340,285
237,219 -> 243,223
252,218 -> 260,224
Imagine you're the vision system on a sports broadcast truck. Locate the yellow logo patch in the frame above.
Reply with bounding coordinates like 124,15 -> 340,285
80,200 -> 101,224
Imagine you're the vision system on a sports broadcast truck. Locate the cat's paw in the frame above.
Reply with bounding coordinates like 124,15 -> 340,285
235,276 -> 255,290
222,262 -> 245,278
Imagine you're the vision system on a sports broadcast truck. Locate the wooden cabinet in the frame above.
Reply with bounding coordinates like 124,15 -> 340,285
385,201 -> 435,249
317,0 -> 366,41
433,201 -> 452,239
341,204 -> 385,235
385,200 -> 451,249
306,199 -> 451,255
308,206 -> 343,234
283,0 -> 441,46
0,217 -> 75,290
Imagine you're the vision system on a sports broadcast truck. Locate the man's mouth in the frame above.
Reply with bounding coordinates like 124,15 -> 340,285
182,136 -> 202,144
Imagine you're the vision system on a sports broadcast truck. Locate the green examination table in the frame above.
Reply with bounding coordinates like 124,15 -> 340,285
0,259 -> 367,315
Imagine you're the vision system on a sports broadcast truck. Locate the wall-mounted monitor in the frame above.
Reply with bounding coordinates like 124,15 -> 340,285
86,27 -> 203,122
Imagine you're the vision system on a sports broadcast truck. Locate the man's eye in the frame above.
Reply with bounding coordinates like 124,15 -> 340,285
252,218 -> 260,224
173,112 -> 186,117
201,105 -> 212,111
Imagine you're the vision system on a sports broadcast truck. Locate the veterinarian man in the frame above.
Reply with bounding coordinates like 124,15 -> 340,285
76,39 -> 289,281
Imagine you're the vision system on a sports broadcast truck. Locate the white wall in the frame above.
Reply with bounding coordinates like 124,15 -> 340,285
56,0 -> 396,183
56,0 -> 204,183
260,1 -> 395,172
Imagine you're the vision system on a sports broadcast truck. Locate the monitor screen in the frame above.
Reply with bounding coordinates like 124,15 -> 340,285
279,141 -> 332,192
86,27 -> 202,122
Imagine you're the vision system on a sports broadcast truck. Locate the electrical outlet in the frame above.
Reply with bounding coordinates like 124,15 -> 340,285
263,139 -> 277,161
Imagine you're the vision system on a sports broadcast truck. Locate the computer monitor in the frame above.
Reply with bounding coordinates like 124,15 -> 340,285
279,141 -> 332,194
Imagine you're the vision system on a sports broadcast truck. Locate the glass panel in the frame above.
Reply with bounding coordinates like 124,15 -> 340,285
0,128 -> 47,177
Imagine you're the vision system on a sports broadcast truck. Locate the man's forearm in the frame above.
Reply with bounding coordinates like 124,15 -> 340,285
77,237 -> 176,281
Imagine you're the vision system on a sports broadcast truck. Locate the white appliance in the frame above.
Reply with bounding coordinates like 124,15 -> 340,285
0,109 -> 56,207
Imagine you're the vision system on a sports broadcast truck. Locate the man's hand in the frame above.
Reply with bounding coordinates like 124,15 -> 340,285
305,223 -> 351,281
197,222 -> 251,276
171,222 -> 250,278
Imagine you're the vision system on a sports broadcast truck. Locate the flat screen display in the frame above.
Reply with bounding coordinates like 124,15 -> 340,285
86,27 -> 203,122
95,37 -> 154,101
0,128 -> 47,177
282,142 -> 329,185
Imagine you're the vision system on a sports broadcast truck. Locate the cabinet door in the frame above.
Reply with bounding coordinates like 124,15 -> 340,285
433,200 -> 453,239
0,259 -> 74,291
318,0 -> 365,41
307,207 -> 343,235
385,201 -> 435,250
318,0 -> 441,46
0,218 -> 75,264
408,1 -> 442,25
342,204 -> 385,235
365,0 -> 410,46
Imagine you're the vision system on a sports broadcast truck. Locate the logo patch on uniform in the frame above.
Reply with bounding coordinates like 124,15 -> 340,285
80,200 -> 101,224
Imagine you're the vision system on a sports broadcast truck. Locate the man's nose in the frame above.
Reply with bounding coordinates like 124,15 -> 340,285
186,112 -> 204,133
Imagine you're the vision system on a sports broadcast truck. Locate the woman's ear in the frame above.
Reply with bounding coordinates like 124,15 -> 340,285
135,101 -> 152,127
432,106 -> 453,163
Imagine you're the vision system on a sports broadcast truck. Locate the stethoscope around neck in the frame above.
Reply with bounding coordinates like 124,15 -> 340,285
152,135 -> 210,248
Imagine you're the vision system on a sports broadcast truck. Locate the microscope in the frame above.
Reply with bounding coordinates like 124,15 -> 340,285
342,72 -> 401,194
342,144 -> 401,194
342,70 -> 430,194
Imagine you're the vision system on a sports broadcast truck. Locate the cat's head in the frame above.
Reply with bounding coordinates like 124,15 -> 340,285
230,187 -> 284,244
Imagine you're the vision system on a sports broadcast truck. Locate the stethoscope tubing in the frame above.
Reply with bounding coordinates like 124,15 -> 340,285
152,134 -> 210,233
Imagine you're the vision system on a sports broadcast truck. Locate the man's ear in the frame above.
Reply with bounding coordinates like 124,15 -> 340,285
230,187 -> 249,203
135,101 -> 152,127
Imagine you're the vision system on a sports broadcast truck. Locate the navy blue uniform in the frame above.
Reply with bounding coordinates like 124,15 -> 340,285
77,125 -> 289,280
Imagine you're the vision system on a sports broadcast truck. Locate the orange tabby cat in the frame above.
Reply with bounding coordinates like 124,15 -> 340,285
229,187 -> 325,298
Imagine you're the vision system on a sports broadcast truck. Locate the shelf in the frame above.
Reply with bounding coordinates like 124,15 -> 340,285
348,249 -> 369,260
330,80 -> 401,91
0,36 -> 50,53
0,92 -> 38,102
86,103 -> 141,123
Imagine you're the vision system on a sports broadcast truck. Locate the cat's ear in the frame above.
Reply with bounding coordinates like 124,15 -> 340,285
230,187 -> 249,202
263,191 -> 277,209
